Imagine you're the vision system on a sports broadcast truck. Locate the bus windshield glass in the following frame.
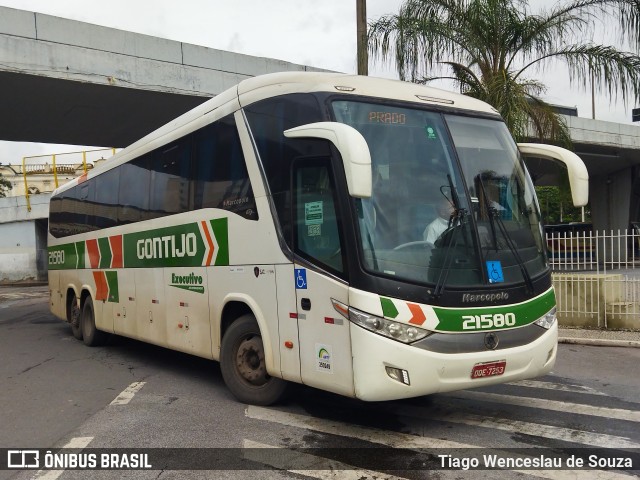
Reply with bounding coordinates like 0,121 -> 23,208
331,100 -> 547,289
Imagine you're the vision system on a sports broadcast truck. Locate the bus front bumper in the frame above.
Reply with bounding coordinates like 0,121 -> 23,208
351,321 -> 557,401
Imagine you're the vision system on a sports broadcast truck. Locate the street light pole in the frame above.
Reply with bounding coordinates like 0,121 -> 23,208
591,67 -> 595,120
357,0 -> 368,75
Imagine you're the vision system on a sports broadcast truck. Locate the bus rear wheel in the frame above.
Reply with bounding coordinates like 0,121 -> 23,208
81,297 -> 108,347
68,296 -> 83,340
220,314 -> 286,405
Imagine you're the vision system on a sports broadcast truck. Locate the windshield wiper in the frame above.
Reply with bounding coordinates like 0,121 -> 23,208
431,174 -> 464,300
476,176 -> 534,294
431,208 -> 465,299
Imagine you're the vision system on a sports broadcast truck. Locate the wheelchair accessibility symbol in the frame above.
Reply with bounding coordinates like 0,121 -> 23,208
486,261 -> 504,283
295,269 -> 307,289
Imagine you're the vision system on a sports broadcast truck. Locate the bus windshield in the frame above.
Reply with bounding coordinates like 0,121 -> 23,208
331,100 -> 547,290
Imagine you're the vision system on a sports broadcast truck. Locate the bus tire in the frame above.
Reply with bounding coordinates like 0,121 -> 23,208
220,314 -> 287,405
68,296 -> 83,340
81,297 -> 107,347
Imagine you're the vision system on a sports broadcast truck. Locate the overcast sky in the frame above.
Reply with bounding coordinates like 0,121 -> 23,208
0,0 -> 638,163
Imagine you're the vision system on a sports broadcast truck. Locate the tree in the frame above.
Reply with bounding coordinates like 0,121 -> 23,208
535,185 -> 588,224
0,173 -> 11,198
368,0 -> 640,144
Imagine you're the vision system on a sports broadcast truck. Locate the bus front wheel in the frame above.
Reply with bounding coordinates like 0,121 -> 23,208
81,297 -> 108,347
220,314 -> 286,405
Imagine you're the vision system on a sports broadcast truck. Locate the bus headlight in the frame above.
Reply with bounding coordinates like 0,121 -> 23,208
332,299 -> 431,344
534,307 -> 557,329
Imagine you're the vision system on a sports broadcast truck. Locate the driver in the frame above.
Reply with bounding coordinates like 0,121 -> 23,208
423,196 -> 455,245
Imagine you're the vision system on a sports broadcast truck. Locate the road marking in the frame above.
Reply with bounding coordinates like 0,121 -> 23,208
246,405 -> 477,449
245,407 -> 630,480
394,404 -> 640,450
0,292 -> 48,300
506,379 -> 608,396
110,381 -> 146,405
243,440 -> 408,480
449,390 -> 640,423
32,436 -> 93,480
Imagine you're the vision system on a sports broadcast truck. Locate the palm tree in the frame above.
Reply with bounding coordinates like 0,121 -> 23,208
368,0 -> 640,144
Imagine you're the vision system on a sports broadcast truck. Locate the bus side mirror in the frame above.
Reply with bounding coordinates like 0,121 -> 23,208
284,122 -> 372,198
517,143 -> 589,207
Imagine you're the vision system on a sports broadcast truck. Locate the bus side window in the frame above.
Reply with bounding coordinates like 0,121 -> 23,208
293,158 -> 344,274
94,168 -> 119,230
149,138 -> 192,216
244,94 -> 327,248
77,180 -> 96,234
193,114 -> 257,220
118,155 -> 151,224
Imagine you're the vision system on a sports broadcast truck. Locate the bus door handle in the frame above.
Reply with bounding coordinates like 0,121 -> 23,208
300,298 -> 311,311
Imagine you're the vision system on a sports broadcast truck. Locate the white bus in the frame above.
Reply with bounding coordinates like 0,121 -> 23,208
48,72 -> 588,405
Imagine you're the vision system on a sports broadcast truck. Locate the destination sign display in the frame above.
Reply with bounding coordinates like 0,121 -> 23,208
368,111 -> 406,124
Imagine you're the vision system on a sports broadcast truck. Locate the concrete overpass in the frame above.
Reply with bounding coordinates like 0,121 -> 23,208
525,115 -> 640,231
0,5 -> 326,148
1,5 -> 640,282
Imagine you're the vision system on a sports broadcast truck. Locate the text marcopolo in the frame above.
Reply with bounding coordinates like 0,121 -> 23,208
462,292 -> 509,303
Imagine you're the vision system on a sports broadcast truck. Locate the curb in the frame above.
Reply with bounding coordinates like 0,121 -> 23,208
558,337 -> 640,348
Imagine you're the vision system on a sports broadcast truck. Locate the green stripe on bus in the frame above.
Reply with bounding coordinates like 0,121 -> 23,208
106,271 -> 119,303
123,223 -> 205,268
210,218 -> 229,266
75,241 -> 85,269
48,243 -> 77,270
98,237 -> 112,269
380,297 -> 399,319
49,219 -> 229,270
432,288 -> 555,332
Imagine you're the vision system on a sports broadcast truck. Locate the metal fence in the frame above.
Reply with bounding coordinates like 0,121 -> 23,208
546,228 -> 640,328
546,228 -> 640,272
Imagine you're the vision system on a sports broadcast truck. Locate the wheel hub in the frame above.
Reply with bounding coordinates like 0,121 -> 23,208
236,337 -> 267,385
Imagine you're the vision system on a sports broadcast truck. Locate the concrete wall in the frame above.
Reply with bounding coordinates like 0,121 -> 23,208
0,219 -> 47,284
0,194 -> 49,283
553,273 -> 640,330
0,193 -> 50,222
564,116 -> 640,149
590,169 -> 632,232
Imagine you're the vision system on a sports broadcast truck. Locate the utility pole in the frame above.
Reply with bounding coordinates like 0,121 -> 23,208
356,0 -> 368,75
591,67 -> 595,120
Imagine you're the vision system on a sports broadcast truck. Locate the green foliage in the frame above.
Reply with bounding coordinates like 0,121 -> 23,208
0,173 -> 11,198
535,185 -> 589,224
368,0 -> 640,145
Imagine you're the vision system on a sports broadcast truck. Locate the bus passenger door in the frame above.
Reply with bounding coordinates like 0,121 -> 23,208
276,263 -> 302,383
292,159 -> 354,397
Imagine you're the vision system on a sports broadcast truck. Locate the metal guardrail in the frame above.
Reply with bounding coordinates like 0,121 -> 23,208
20,148 -> 116,211
546,228 -> 640,272
548,228 -> 640,328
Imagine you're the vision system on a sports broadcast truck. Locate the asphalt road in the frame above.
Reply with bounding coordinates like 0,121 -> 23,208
1,287 -> 639,479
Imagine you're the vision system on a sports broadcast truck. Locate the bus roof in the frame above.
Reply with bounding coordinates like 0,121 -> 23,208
53,72 -> 499,196
237,72 -> 497,114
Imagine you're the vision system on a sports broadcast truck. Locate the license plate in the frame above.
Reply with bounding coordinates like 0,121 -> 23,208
471,360 -> 506,379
